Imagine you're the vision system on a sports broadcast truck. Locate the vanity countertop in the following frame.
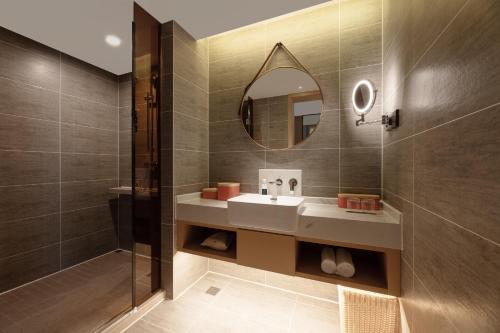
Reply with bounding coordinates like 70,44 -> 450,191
176,193 -> 401,250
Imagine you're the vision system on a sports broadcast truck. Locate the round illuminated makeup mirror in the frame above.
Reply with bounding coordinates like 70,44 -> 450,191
352,79 -> 377,116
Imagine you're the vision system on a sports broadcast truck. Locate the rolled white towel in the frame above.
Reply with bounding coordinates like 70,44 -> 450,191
321,247 -> 337,274
335,248 -> 355,278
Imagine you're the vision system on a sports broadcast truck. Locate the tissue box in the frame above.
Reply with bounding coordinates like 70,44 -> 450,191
217,182 -> 240,201
202,188 -> 218,200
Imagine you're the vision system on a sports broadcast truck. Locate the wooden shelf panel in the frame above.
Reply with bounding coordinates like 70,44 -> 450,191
182,240 -> 237,263
178,222 -> 237,263
296,242 -> 388,294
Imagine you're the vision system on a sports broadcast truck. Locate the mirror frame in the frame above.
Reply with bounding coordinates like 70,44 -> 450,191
238,43 -> 324,150
352,79 -> 377,116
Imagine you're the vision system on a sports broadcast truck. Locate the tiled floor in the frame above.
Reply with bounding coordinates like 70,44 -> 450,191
125,273 -> 341,333
0,251 -> 150,333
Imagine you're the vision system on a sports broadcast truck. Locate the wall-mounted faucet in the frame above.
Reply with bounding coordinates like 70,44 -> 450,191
268,178 -> 283,200
289,178 -> 298,194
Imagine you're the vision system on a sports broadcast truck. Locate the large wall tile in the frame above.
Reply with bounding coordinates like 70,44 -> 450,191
209,50 -> 265,92
118,73 -> 132,108
414,105 -> 500,243
61,179 -> 117,212
0,151 -> 59,186
209,24 -> 266,63
0,114 -> 59,152
61,55 -> 118,106
61,229 -> 117,269
0,77 -> 58,121
340,148 -> 381,188
173,22 -> 208,60
61,124 -> 117,154
61,153 -> 117,182
383,138 -> 413,201
173,37 -> 208,91
0,184 -> 59,223
0,29 -> 60,91
340,106 -> 381,148
414,207 -> 500,332
382,0 -> 410,55
174,151 -> 208,186
209,151 -> 265,185
410,0 -> 500,133
119,107 -> 132,132
340,23 -> 381,70
383,190 -> 413,264
209,87 -> 245,122
209,120 -> 261,152
340,0 -> 382,31
174,113 -> 209,152
173,74 -> 208,121
0,214 -> 59,258
267,149 -> 339,188
0,244 -> 60,293
61,94 -> 117,131
62,205 -> 116,241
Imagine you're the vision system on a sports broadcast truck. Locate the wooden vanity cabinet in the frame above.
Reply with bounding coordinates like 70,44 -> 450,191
237,229 -> 296,275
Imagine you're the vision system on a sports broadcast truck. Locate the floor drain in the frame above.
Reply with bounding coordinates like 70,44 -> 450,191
206,286 -> 221,296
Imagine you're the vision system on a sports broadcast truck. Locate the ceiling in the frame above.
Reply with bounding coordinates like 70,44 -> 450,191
0,0 -> 329,75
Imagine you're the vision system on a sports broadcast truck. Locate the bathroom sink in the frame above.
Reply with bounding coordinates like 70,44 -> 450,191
227,194 -> 304,233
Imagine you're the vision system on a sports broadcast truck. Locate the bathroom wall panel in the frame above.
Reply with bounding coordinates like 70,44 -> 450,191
0,114 -> 59,152
340,106 -> 381,148
161,21 -> 210,297
383,0 -> 500,329
0,77 -> 59,121
61,229 -> 117,268
0,244 -> 60,292
414,105 -> 500,243
61,95 -> 118,131
0,27 -> 121,293
339,22 -> 381,70
0,29 -> 60,91
0,151 -> 59,186
61,55 -> 118,106
413,206 -> 500,333
0,184 -> 60,223
208,1 -> 383,195
61,205 -> 116,241
0,214 -> 60,258
340,148 -> 381,189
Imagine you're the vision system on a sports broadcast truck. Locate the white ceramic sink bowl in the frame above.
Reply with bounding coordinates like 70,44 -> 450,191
227,194 -> 304,232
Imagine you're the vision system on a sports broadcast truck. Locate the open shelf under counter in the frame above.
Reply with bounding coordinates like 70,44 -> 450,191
177,220 -> 237,263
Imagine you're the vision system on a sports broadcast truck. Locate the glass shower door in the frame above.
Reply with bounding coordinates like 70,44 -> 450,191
132,2 -> 162,307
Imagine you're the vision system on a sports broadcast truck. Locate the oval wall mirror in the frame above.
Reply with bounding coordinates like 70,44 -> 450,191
352,79 -> 377,116
240,67 -> 323,149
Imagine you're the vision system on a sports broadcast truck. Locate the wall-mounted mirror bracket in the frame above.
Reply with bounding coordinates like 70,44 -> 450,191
382,109 -> 399,131
355,109 -> 399,131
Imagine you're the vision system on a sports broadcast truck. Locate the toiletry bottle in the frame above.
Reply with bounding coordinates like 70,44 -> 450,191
261,178 -> 268,195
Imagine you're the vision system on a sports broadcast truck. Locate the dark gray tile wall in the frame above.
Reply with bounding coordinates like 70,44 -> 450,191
160,21 -> 209,297
0,27 -> 120,292
208,1 -> 383,196
382,0 -> 500,331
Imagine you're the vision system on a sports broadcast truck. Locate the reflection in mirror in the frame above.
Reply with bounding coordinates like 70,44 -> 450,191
240,68 -> 323,149
352,79 -> 376,116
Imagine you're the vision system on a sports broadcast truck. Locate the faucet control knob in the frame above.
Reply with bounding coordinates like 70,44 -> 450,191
289,178 -> 298,191
275,178 -> 283,186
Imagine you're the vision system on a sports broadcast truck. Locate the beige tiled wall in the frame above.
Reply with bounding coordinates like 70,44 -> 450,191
160,21 -> 210,298
208,0 -> 383,197
382,0 -> 500,331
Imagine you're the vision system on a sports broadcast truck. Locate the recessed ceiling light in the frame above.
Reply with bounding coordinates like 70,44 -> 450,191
105,35 -> 121,47
298,86 -> 303,90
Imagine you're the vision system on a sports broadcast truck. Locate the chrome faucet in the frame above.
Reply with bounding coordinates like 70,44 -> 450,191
268,178 -> 283,200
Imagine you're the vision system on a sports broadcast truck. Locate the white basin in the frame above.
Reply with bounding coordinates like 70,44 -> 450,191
227,194 -> 304,232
